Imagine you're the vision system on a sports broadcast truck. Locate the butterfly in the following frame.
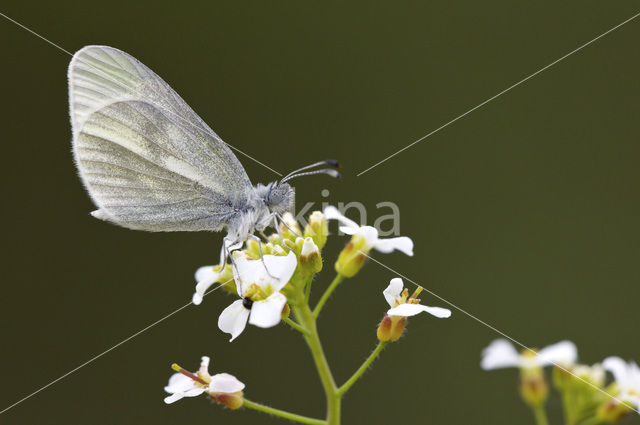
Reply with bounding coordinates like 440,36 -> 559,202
68,45 -> 339,258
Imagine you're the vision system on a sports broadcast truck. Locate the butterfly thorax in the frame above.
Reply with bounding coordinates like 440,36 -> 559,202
225,182 -> 294,243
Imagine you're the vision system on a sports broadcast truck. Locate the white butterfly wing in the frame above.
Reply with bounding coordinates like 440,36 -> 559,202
69,45 -> 254,231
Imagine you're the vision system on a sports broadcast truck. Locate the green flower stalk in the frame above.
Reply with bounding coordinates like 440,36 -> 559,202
519,357 -> 550,407
553,363 -> 607,425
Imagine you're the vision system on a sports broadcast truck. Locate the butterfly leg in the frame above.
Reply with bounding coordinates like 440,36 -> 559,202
272,214 -> 288,249
220,237 -> 229,266
275,212 -> 302,238
222,236 -> 245,289
248,233 -> 277,279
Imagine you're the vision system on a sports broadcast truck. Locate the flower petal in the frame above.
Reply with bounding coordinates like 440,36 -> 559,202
383,278 -> 404,307
301,237 -> 319,257
373,236 -> 414,256
163,372 -> 206,404
481,339 -> 522,370
355,226 -> 379,250
387,303 -> 451,318
323,205 -> 359,230
603,356 -> 631,389
209,373 -> 245,393
628,395 -> 640,409
537,340 -> 577,367
262,251 -> 297,292
233,251 -> 297,294
338,225 -> 358,235
192,271 -> 219,306
218,300 -> 250,342
198,356 -> 212,380
165,373 -> 196,393
163,387 -> 205,404
195,265 -> 217,283
232,253 -> 262,295
249,293 -> 287,328
164,393 -> 184,404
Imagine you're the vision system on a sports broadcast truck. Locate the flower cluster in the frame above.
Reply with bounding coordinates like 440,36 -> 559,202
164,206 -> 452,424
481,338 -> 640,424
188,207 -> 437,342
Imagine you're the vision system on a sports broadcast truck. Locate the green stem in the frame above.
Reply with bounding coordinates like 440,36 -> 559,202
532,405 -> 550,425
577,417 -> 602,425
293,290 -> 340,425
243,399 -> 326,425
313,274 -> 344,318
337,341 -> 387,396
305,278 -> 313,303
283,317 -> 310,335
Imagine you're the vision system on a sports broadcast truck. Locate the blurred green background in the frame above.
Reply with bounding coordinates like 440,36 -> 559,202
1,1 -> 639,424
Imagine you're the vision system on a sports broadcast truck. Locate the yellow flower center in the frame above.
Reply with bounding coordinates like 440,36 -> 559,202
244,283 -> 273,301
394,287 -> 423,306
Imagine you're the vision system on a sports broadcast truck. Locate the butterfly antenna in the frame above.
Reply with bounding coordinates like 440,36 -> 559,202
281,160 -> 340,181
280,168 -> 341,183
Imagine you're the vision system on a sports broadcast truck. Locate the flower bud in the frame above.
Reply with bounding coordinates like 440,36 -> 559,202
210,392 -> 244,410
334,228 -> 376,277
279,212 -> 301,241
304,211 -> 328,249
271,244 -> 287,256
377,315 -> 393,342
299,237 -> 322,273
377,314 -> 406,342
389,316 -> 407,342
281,303 -> 290,319
519,356 -> 549,407
267,233 -> 281,246
596,398 -> 633,423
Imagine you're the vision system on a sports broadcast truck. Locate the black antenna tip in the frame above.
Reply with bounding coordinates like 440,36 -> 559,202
325,159 -> 341,168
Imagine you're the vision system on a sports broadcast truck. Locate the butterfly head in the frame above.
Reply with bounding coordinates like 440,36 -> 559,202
261,181 -> 295,216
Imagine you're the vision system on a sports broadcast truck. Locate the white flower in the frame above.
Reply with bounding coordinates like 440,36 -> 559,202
572,363 -> 606,386
384,278 -> 451,318
164,356 -> 244,404
323,205 -> 413,256
603,356 -> 640,408
481,339 -> 578,370
218,251 -> 297,341
192,265 -> 223,305
193,240 -> 243,305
